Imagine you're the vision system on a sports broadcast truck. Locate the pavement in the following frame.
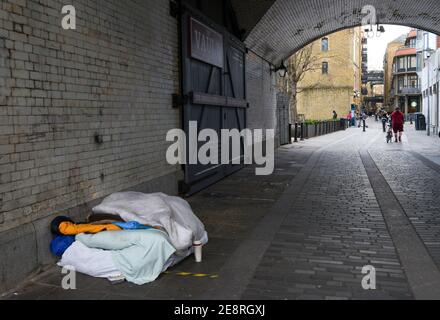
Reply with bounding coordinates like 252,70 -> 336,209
3,119 -> 440,300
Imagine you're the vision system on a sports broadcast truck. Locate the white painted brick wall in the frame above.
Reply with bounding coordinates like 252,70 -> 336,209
246,51 -> 277,137
0,0 -> 180,232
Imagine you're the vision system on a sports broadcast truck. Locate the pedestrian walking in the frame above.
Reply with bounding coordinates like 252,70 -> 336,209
381,112 -> 389,133
346,111 -> 352,127
333,110 -> 338,120
358,110 -> 368,129
391,107 -> 405,143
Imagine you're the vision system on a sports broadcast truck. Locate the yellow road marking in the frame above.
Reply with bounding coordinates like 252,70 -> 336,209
164,271 -> 219,279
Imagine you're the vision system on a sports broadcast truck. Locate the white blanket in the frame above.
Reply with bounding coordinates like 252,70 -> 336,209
58,241 -> 123,279
92,192 -> 207,251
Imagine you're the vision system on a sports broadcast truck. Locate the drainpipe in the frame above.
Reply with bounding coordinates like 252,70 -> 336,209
436,59 -> 439,136
435,67 -> 440,136
428,64 -> 431,136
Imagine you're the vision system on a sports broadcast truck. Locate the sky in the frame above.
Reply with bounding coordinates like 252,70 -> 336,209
366,25 -> 411,71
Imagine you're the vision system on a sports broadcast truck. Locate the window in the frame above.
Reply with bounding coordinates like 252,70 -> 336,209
398,77 -> 405,93
398,57 -> 406,71
322,62 -> 328,74
408,75 -> 418,88
408,55 -> 417,70
417,52 -> 423,71
321,38 -> 329,52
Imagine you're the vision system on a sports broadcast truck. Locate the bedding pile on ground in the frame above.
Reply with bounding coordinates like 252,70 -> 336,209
50,192 -> 208,285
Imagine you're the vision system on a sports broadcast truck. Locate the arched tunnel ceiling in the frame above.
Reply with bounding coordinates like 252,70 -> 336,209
231,0 -> 440,65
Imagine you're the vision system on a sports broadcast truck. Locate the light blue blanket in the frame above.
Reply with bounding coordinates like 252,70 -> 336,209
76,229 -> 176,285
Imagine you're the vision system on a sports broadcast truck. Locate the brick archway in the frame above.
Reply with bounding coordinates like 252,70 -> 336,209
230,0 -> 440,64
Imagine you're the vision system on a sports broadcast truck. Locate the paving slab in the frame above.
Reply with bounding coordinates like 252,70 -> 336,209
4,120 -> 440,300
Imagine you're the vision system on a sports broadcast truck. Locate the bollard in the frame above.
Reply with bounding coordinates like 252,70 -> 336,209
288,124 -> 292,143
363,119 -> 366,132
300,123 -> 305,141
294,123 -> 298,143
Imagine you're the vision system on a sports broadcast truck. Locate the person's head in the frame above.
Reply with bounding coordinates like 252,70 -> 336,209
395,107 -> 401,112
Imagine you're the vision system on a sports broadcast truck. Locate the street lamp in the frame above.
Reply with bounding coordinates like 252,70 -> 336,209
271,62 -> 288,78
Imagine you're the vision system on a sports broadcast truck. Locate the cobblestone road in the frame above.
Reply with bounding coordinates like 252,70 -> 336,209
4,120 -> 440,300
243,123 -> 413,300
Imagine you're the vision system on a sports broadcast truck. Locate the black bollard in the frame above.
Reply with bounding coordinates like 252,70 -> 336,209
294,123 -> 298,143
288,124 -> 292,143
300,123 -> 305,141
363,119 -> 366,132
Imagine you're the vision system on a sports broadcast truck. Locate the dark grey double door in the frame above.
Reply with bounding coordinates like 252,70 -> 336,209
180,11 -> 247,195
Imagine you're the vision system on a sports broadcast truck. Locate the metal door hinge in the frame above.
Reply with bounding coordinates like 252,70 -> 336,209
172,93 -> 188,108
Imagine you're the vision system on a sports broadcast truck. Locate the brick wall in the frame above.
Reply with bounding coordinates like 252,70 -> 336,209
246,51 -> 277,141
296,28 -> 362,121
297,87 -> 354,121
0,0 -> 180,234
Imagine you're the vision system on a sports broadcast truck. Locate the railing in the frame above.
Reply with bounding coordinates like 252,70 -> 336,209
398,86 -> 421,95
291,120 -> 348,142
393,67 -> 418,75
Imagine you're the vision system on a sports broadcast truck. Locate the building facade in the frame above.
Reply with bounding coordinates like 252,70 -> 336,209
419,30 -> 440,135
421,51 -> 440,135
390,30 -> 422,114
296,28 -> 363,120
384,35 -> 406,109
362,71 -> 384,112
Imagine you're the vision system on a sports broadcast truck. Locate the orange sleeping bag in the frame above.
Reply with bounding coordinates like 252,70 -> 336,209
58,222 -> 121,235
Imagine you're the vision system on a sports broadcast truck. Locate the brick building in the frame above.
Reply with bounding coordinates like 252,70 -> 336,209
296,28 -> 363,121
